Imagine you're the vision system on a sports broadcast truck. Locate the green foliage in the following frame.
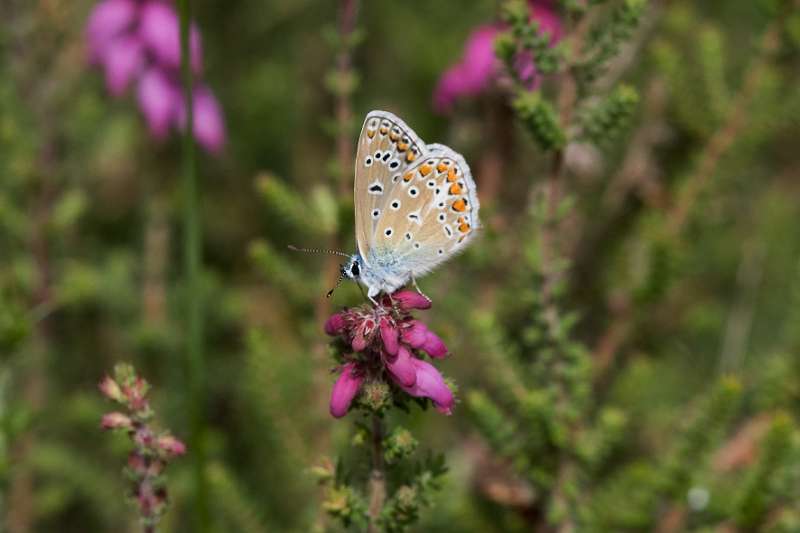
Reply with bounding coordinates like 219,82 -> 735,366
733,413 -> 795,529
577,0 -> 647,89
579,84 -> 640,144
512,92 -> 567,151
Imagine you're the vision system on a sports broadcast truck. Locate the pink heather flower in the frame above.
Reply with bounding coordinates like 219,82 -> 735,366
139,1 -> 202,74
99,375 -> 124,402
157,435 -> 187,456
101,411 -> 133,429
330,363 -> 364,418
389,291 -> 432,311
190,87 -> 226,154
138,68 -> 178,137
325,312 -> 347,336
432,0 -> 563,114
385,346 -> 417,387
380,317 -> 400,356
103,35 -> 144,96
399,358 -> 455,415
85,0 -> 225,153
324,290 -> 455,418
86,0 -> 137,63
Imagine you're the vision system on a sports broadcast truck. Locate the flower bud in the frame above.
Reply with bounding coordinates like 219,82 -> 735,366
99,375 -> 124,402
101,411 -> 133,430
392,290 -> 432,311
324,312 -> 347,336
157,434 -> 187,456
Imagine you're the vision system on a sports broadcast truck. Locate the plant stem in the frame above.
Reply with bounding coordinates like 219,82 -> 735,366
177,0 -> 208,530
367,414 -> 386,533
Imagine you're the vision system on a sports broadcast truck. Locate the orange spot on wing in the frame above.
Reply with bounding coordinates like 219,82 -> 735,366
403,172 -> 414,182
379,126 -> 388,135
458,222 -> 471,233
437,162 -> 449,173
452,198 -> 467,212
447,168 -> 458,182
419,164 -> 432,177
367,129 -> 376,139
449,183 -> 462,195
389,132 -> 399,141
406,151 -> 417,163
396,142 -> 409,152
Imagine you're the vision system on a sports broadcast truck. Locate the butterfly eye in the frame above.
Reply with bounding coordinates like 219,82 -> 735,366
350,262 -> 360,276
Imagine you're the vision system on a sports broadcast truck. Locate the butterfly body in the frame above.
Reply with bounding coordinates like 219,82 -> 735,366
347,110 -> 480,299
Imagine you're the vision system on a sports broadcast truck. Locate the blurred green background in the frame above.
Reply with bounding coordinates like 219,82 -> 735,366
2,0 -> 800,531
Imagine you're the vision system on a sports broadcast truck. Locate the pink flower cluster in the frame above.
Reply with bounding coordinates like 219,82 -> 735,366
86,0 -> 225,153
325,291 -> 456,418
433,0 -> 563,114
99,364 -> 185,525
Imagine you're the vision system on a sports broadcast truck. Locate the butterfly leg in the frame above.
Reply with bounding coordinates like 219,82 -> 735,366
366,286 -> 381,307
410,273 -> 431,302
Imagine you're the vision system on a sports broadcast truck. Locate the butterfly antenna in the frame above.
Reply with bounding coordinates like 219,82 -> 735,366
326,272 -> 345,298
287,245 -> 350,258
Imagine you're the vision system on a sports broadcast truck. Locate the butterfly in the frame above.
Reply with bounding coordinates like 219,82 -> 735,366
293,110 -> 480,302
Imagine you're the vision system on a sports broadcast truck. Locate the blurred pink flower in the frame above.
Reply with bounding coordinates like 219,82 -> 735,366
433,0 -> 563,114
139,1 -> 202,74
85,0 -> 225,153
103,35 -> 144,96
138,68 -> 178,138
87,0 -> 137,63
325,290 -> 455,418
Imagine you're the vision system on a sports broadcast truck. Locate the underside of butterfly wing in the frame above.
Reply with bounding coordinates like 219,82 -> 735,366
353,110 -> 426,263
353,110 -> 480,295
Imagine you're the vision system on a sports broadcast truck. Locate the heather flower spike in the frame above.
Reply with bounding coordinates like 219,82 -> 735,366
99,363 -> 185,529
432,0 -> 563,113
85,0 -> 225,153
325,290 -> 454,418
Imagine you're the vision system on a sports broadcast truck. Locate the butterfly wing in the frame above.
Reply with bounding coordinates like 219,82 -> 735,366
372,143 -> 480,277
354,110 -> 426,263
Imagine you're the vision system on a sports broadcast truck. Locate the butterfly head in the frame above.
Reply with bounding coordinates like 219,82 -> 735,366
341,254 -> 362,282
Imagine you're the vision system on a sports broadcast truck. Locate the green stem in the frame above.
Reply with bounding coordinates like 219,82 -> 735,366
177,0 -> 208,530
367,414 -> 386,533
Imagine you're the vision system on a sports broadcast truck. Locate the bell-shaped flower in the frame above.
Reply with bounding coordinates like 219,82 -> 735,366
398,359 -> 455,415
139,1 -> 202,73
330,363 -> 364,418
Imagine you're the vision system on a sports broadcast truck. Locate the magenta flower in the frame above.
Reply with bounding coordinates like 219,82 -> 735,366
432,0 -> 563,114
85,0 -> 225,153
325,291 -> 455,418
